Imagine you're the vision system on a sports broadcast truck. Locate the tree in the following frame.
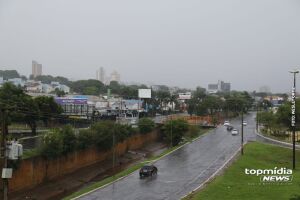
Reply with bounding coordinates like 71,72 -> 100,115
71,79 -> 106,95
109,81 -> 121,94
193,87 -> 206,100
187,86 -> 206,116
19,96 -> 40,135
34,96 -> 63,127
34,75 -> 71,86
41,130 -> 63,158
77,129 -> 96,150
156,90 -> 171,113
258,99 -> 272,110
0,70 -> 20,80
0,83 -> 39,134
169,94 -> 178,113
54,88 -> 65,97
257,111 -> 276,129
275,99 -> 300,129
201,95 -> 223,116
138,118 -> 155,134
60,125 -> 77,153
187,98 -> 198,116
162,119 -> 189,146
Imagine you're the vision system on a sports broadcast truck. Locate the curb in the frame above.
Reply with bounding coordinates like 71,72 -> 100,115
181,145 -> 243,199
255,129 -> 300,150
70,129 -> 214,200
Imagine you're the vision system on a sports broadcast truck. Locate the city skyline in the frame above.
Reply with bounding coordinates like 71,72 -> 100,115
0,64 -> 286,93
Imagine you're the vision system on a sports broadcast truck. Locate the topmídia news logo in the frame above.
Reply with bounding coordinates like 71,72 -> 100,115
245,167 -> 293,183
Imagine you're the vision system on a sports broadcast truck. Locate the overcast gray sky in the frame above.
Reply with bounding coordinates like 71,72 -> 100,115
0,0 -> 299,92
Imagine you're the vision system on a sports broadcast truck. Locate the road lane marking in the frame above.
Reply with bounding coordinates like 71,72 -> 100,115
181,145 -> 243,199
71,129 -> 215,199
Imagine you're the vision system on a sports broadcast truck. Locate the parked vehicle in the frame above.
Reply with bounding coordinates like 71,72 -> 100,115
227,125 -> 233,131
243,121 -> 247,126
231,129 -> 238,135
139,165 -> 158,178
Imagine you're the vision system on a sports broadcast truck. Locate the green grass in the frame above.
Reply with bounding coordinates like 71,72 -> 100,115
63,143 -> 188,200
185,142 -> 300,200
63,128 -> 212,199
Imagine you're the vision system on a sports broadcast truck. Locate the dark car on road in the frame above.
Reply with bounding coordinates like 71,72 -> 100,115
139,165 -> 158,178
226,125 -> 233,131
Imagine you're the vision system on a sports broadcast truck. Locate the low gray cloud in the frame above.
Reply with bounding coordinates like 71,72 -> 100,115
0,0 -> 299,92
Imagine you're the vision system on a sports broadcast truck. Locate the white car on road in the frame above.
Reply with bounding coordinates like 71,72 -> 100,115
223,121 -> 230,126
243,121 -> 247,126
231,129 -> 238,135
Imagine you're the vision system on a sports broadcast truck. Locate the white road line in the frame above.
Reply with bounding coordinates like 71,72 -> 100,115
71,129 -> 214,199
180,145 -> 242,199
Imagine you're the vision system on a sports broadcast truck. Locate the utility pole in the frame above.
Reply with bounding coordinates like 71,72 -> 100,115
289,69 -> 298,169
112,123 -> 116,177
170,116 -> 173,147
241,110 -> 244,155
1,109 -> 8,200
256,104 -> 259,132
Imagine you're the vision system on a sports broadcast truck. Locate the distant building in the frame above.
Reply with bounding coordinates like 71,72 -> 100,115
25,81 -> 42,93
55,97 -> 94,117
32,60 -> 42,78
0,77 -> 4,86
208,84 -> 219,94
208,80 -> 231,93
8,78 -> 25,87
264,96 -> 284,107
151,85 -> 169,92
259,86 -> 271,94
220,81 -> 230,92
96,67 -> 105,83
42,84 -> 54,93
60,84 -> 70,93
50,81 -> 70,93
110,70 -> 120,83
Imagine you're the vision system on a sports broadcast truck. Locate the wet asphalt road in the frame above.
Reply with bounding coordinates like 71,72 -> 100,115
79,113 -> 257,200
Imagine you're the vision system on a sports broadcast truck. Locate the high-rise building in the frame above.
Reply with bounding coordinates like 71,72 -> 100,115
32,60 -> 42,78
110,70 -> 120,83
96,67 -> 105,83
207,80 -> 231,93
220,81 -> 231,92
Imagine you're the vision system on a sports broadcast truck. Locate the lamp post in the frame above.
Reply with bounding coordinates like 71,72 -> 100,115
289,69 -> 299,170
241,109 -> 244,155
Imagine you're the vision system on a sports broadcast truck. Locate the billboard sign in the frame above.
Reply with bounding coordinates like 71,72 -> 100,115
138,89 -> 151,98
178,92 -> 192,100
55,97 -> 88,105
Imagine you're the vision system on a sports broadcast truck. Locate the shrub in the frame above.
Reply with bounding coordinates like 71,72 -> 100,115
162,119 -> 189,146
60,125 -> 77,153
186,125 -> 200,138
138,118 -> 155,134
77,129 -> 96,150
41,130 -> 63,159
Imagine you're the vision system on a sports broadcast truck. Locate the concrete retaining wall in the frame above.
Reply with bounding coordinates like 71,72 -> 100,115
7,130 -> 159,193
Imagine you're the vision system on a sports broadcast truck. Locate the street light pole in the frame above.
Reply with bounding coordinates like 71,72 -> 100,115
1,109 -> 8,200
170,116 -> 173,147
256,104 -> 259,132
241,110 -> 244,155
289,69 -> 299,170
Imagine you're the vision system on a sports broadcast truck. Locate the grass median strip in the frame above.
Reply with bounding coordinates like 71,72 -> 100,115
184,142 -> 300,200
64,128 -> 211,200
